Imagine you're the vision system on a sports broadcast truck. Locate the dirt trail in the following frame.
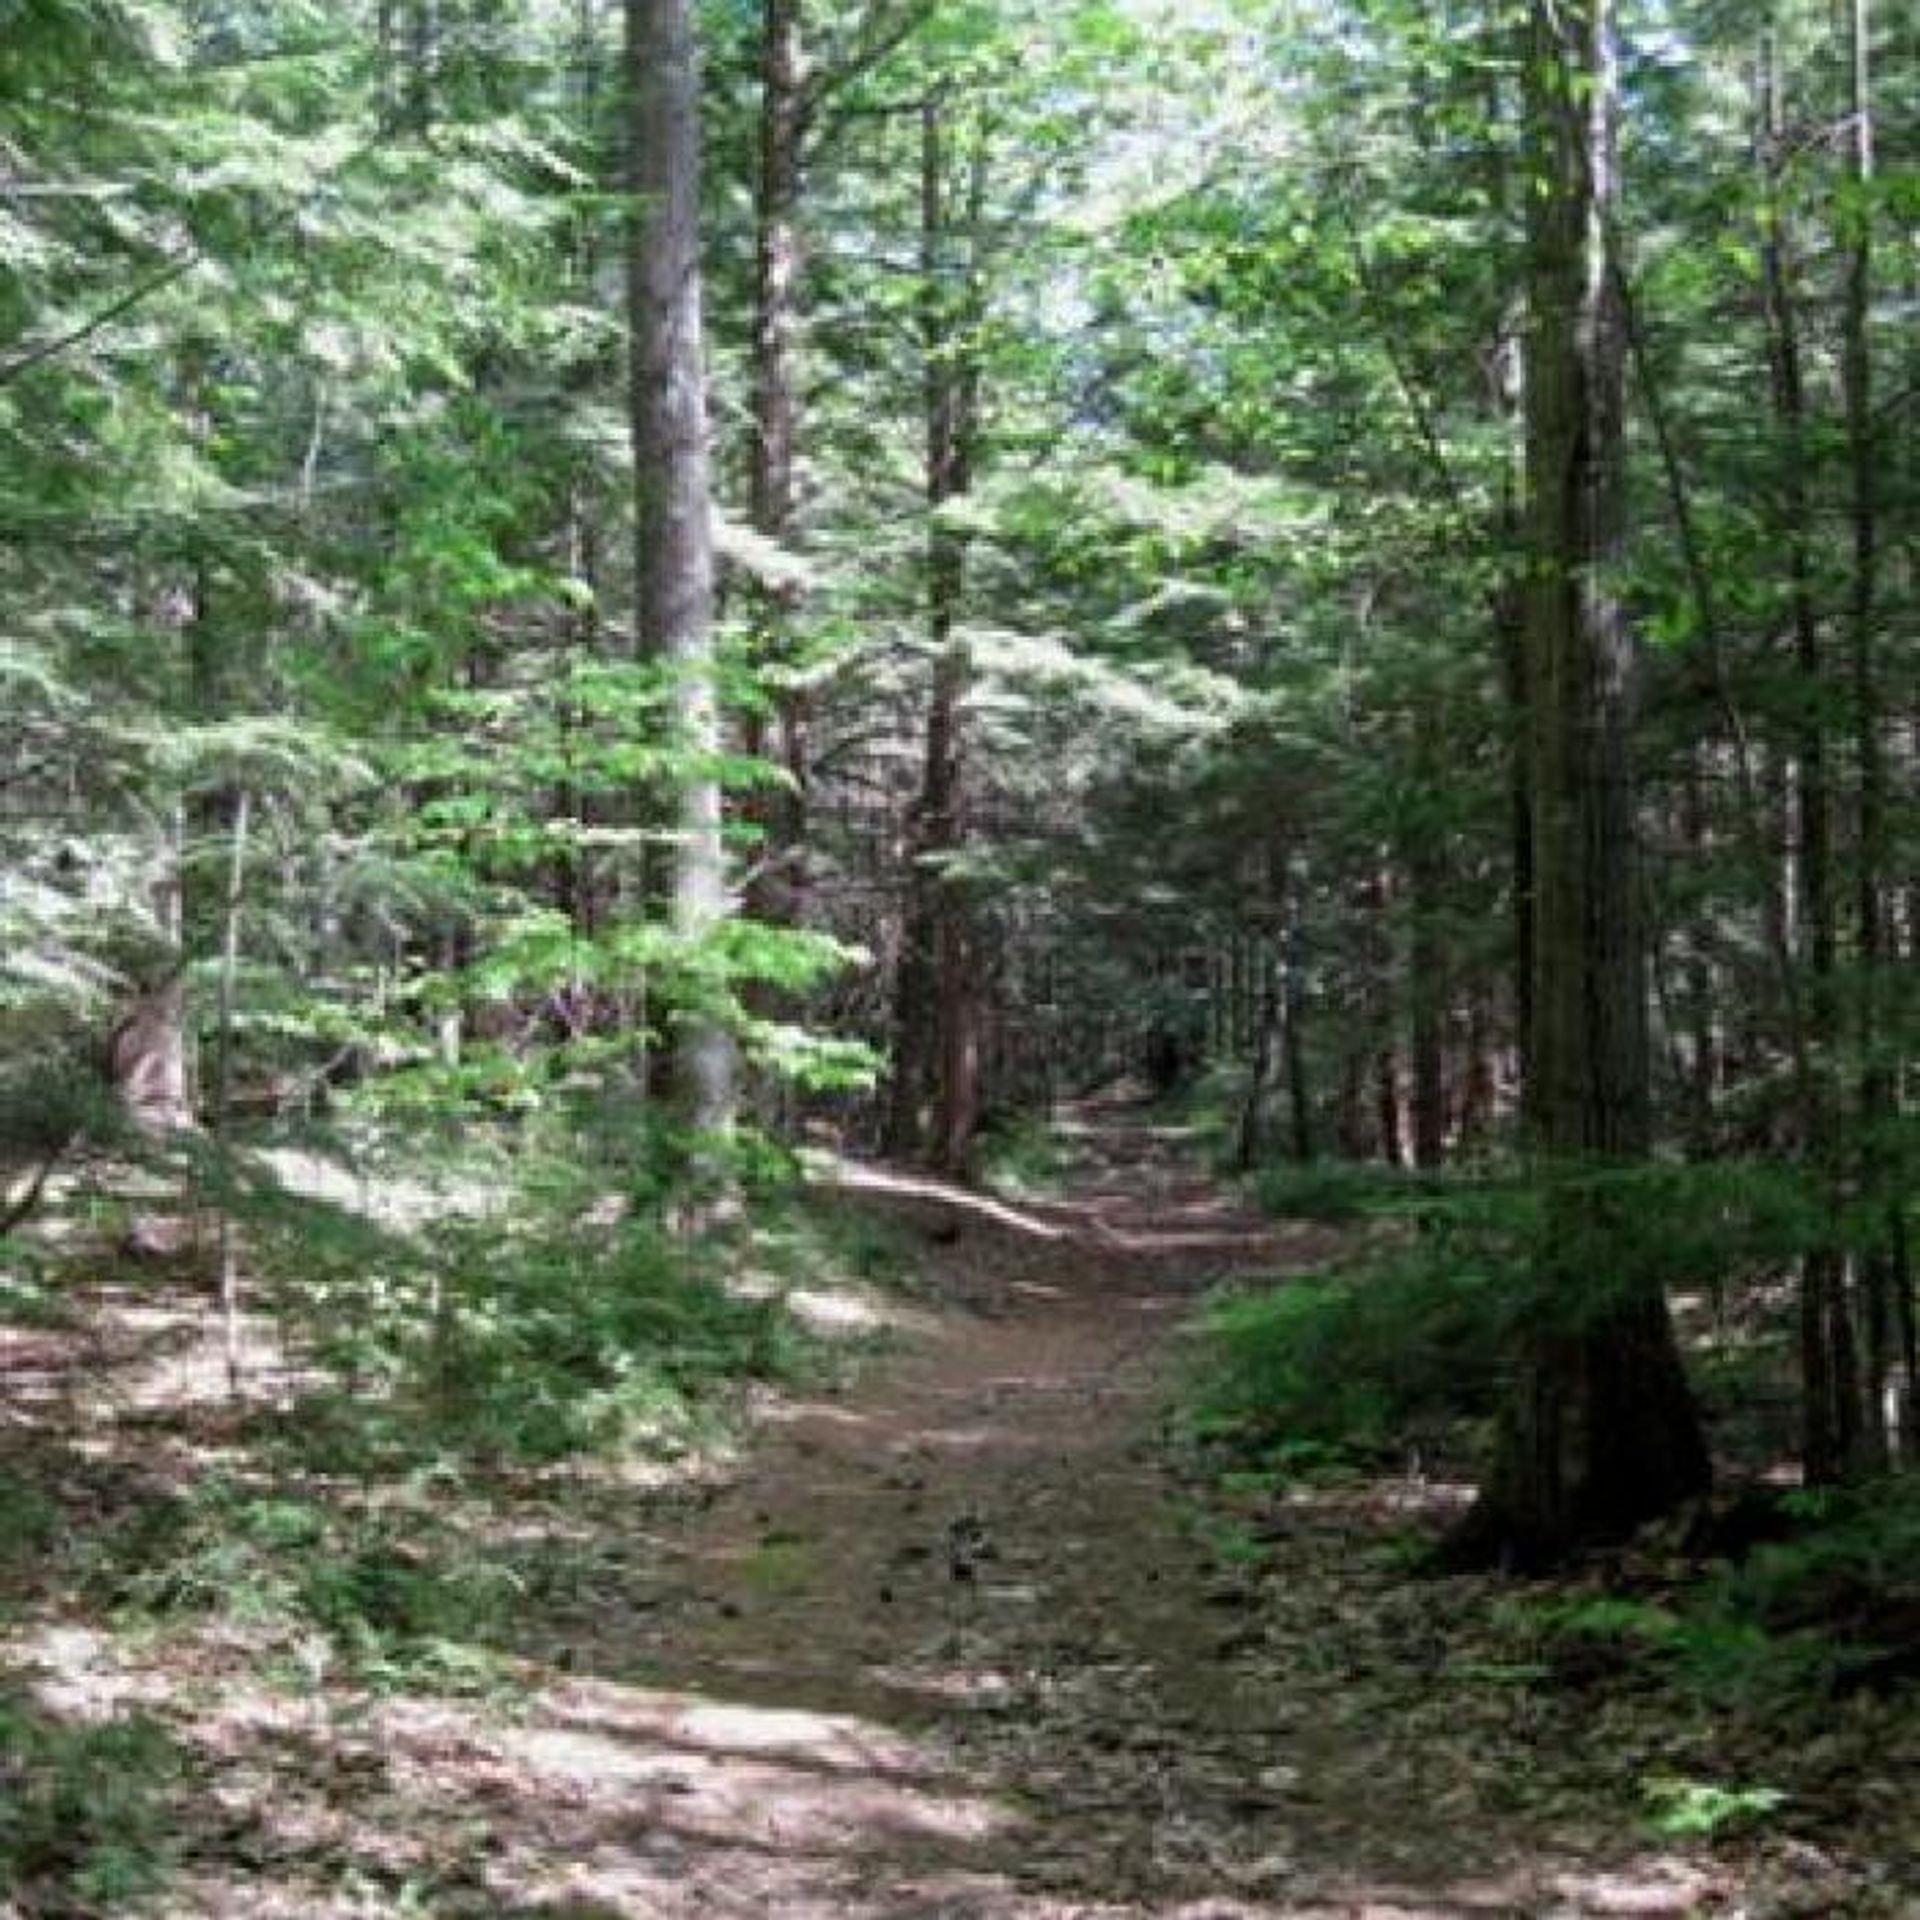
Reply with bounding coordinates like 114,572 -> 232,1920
428,1109 -> 1744,1920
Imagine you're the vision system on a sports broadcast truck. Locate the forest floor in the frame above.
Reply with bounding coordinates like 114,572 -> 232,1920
3,1101 -> 1914,1916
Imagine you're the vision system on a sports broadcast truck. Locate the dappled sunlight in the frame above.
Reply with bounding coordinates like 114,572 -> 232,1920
804,1109 -> 1327,1287
1274,1478 -> 1478,1524
783,1285 -> 897,1334
757,1397 -> 880,1434
816,1157 -> 1071,1241
9,1622 -> 175,1723
258,1145 -> 507,1233
883,1420 -> 1003,1454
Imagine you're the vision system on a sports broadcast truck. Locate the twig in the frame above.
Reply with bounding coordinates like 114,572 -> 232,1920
0,251 -> 204,388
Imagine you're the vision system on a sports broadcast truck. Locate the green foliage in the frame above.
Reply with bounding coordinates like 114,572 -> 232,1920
972,1108 -> 1070,1197
0,1686 -> 182,1908
1252,1159 -> 1445,1224
1641,1776 -> 1786,1840
1185,1236 -> 1519,1466
1688,1481 -> 1920,1699
1479,1477 -> 1920,1718
108,1476 -> 519,1696
753,1189 -> 913,1295
412,1219 -> 802,1464
252,1212 -> 801,1473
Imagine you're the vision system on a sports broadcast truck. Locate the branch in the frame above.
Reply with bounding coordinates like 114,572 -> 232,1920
1611,242 -> 1818,1124
1336,211 -> 1472,521
1,136 -> 384,389
807,0 -> 938,116
0,250 -> 204,389
1,1138 -> 72,1238
804,1 -> 941,158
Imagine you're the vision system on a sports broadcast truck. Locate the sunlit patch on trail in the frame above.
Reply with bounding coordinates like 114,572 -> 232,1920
812,1156 -> 1071,1241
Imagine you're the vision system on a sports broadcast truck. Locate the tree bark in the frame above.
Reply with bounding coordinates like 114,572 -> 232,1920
627,0 -> 736,1149
886,97 -> 985,1171
1758,27 -> 1858,1483
1839,0 -> 1894,1472
1446,0 -> 1709,1570
744,0 -> 813,934
1407,721 -> 1448,1170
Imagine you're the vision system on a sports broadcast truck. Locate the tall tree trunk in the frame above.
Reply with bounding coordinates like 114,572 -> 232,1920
1407,719 -> 1448,1170
886,97 -> 984,1171
1236,946 -> 1282,1173
744,0 -> 812,933
1447,0 -> 1709,1571
1758,28 -> 1855,1483
1282,926 -> 1315,1164
1679,755 -> 1720,1151
1840,0 -> 1894,1470
627,0 -> 736,1149
1497,478 -> 1534,1127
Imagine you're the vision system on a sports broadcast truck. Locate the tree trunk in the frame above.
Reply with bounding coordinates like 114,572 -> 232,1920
1236,949 -> 1282,1173
1758,28 -> 1858,1483
627,0 -> 736,1149
1447,0 -> 1709,1570
109,969 -> 193,1136
1407,738 -> 1447,1170
1281,894 -> 1315,1162
886,97 -> 984,1171
1838,0 -> 1894,1473
744,0 -> 813,934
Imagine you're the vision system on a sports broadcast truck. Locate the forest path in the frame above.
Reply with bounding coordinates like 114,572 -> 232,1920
23,1101 -> 1800,1914
437,1103 -> 1739,1920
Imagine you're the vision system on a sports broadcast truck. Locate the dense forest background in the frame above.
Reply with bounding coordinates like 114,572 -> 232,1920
1,0 -> 1918,1908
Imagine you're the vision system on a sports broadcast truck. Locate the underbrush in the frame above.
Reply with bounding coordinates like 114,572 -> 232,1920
286,1215 -> 805,1471
1500,1481 -> 1920,1711
972,1108 -> 1071,1198
100,1474 -> 528,1698
221,1128 -> 820,1473
1251,1158 -> 1450,1223
0,1684 -> 183,1908
1184,1244 -> 1515,1473
1196,1155 -> 1845,1481
1182,1155 -> 1920,1773
0,1125 -> 894,1876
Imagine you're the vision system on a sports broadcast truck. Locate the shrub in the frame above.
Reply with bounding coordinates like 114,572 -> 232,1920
1185,1236 -> 1520,1465
1252,1159 -> 1446,1223
973,1109 -> 1070,1198
0,1686 -> 181,1907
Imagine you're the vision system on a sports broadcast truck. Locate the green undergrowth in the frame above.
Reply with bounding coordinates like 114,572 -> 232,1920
753,1184 -> 919,1296
0,1685 -> 183,1909
0,1124 -> 909,1914
1182,1227 -> 1521,1474
0,1124 -> 914,1908
1182,1154 -> 1920,1739
282,1215 -> 804,1473
1149,1064 -> 1243,1163
973,1108 -> 1072,1199
1461,1482 -> 1920,1754
220,1123 -> 841,1474
1538,1482 -> 1920,1708
1198,1153 -> 1861,1482
0,1249 -> 74,1330
98,1473 -> 529,1699
1251,1157 -> 1452,1223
